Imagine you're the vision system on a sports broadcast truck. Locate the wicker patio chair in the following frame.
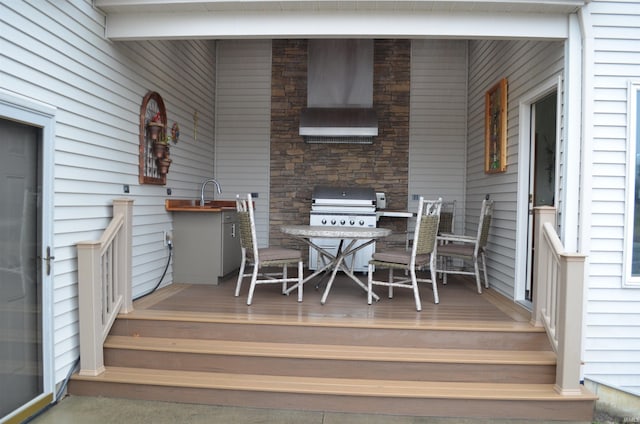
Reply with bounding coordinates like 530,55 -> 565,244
367,197 -> 442,311
436,196 -> 494,294
234,193 -> 304,305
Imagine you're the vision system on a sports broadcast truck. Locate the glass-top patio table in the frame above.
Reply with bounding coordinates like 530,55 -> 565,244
280,225 -> 392,304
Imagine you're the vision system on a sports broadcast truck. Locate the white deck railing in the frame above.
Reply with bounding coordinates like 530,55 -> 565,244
77,198 -> 133,376
531,206 -> 586,395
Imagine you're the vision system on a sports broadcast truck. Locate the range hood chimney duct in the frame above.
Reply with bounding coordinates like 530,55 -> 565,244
300,39 -> 378,143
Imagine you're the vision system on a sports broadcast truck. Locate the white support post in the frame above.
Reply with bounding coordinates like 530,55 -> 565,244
555,251 -> 586,395
77,240 -> 106,376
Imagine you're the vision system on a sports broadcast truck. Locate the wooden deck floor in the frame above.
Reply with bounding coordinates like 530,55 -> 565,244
131,272 -> 533,330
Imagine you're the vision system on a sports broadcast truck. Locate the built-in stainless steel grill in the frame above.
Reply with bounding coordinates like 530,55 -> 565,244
309,186 -> 377,272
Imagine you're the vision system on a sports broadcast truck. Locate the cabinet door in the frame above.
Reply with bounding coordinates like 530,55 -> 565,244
221,217 -> 241,275
172,212 -> 222,284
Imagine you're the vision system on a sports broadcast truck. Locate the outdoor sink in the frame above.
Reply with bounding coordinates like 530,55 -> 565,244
165,199 -> 236,212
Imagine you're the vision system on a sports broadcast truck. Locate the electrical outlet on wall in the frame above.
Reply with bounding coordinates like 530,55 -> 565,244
163,230 -> 172,246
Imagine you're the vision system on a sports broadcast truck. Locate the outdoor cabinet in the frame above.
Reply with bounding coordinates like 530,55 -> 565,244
172,210 -> 241,284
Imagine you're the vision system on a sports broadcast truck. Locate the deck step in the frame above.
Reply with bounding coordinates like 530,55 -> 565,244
105,335 -> 556,365
69,367 -> 597,420
110,310 -> 551,351
72,366 -> 589,400
104,335 -> 557,383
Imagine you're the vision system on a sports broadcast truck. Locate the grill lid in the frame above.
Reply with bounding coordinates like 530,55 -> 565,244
312,186 -> 376,206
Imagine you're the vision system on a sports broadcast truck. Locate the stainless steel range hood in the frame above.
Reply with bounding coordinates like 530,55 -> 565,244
299,108 -> 378,142
301,39 -> 377,144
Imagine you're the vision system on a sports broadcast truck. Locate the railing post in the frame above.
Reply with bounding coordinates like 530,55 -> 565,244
555,251 -> 586,395
77,240 -> 105,376
77,198 -> 133,376
531,206 -> 556,327
113,198 -> 134,313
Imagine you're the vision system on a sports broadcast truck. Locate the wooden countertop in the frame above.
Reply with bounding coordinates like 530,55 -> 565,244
165,199 -> 236,212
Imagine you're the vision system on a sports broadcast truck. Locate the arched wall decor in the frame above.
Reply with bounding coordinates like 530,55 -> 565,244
139,91 -> 170,184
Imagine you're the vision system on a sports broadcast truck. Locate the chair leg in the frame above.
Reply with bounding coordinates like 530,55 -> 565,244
281,265 -> 288,295
410,268 -> 422,312
235,254 -> 247,297
247,263 -> 259,306
442,259 -> 448,286
388,268 -> 394,299
430,259 -> 440,305
481,252 -> 489,288
473,257 -> 482,294
367,263 -> 374,305
297,261 -> 303,302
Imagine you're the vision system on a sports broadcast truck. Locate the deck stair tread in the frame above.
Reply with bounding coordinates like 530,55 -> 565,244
105,335 -> 556,365
118,308 -> 545,332
73,366 -> 597,401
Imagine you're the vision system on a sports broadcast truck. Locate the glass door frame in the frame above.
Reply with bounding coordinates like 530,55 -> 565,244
515,76 -> 562,307
0,88 -> 56,420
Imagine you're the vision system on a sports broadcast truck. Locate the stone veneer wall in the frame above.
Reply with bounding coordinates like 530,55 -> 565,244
270,39 -> 410,248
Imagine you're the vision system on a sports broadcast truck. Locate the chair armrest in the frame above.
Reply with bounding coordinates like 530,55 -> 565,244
437,234 -> 476,244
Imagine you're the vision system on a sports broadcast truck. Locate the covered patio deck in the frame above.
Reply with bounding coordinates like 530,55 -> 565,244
134,273 -> 533,330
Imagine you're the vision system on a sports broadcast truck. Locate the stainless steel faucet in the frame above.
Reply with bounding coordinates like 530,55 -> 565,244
200,178 -> 221,206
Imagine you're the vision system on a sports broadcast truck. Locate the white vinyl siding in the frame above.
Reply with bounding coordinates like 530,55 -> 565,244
214,40 -> 272,245
410,40 -> 468,235
466,39 -> 564,297
1,0 -> 216,383
585,0 -> 640,396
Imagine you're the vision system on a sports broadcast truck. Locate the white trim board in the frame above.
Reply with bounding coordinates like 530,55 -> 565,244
103,11 -> 571,40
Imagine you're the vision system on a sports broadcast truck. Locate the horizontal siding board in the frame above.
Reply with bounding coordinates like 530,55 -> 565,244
587,325 -> 640,339
588,301 -> 640,314
589,239 -> 625,252
592,187 -> 625,202
592,201 -> 625,215
587,313 -> 640,326
584,363 -> 640,376
587,338 -> 640,349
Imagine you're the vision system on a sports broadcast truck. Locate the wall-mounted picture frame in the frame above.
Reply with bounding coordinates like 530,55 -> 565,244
485,78 -> 508,173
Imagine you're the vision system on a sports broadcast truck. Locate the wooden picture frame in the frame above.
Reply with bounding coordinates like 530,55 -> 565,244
485,78 -> 508,173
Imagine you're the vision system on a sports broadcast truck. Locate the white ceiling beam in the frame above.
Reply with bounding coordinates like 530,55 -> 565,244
103,10 -> 570,40
95,0 -> 585,14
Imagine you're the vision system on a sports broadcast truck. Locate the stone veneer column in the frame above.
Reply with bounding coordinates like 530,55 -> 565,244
270,39 -> 410,249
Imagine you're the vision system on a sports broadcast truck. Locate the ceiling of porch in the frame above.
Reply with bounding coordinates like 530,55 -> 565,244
94,0 -> 585,40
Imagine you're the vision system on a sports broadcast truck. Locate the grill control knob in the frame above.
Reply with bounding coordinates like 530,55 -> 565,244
321,219 -> 327,225
359,220 -> 365,226
350,220 -> 355,225
340,219 -> 346,225
331,219 -> 336,225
